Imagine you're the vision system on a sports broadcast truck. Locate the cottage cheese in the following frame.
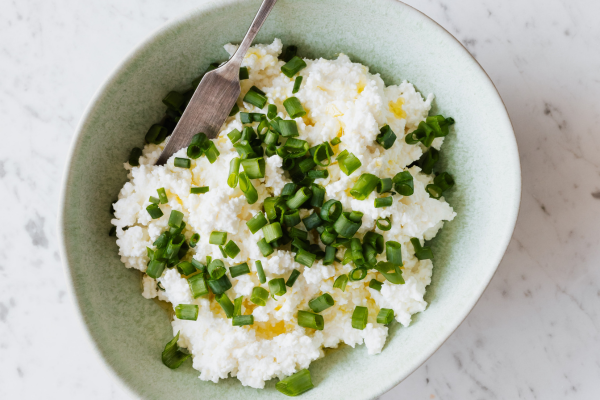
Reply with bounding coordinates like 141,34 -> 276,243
112,39 -> 456,389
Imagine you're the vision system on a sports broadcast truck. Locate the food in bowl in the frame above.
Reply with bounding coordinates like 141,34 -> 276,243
111,39 -> 456,395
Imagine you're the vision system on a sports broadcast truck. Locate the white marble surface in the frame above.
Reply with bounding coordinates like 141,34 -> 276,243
1,0 -> 599,398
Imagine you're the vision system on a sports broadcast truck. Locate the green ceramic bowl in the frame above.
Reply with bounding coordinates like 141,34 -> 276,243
59,0 -> 520,398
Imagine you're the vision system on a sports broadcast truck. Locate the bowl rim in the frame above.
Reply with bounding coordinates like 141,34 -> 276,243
58,0 -> 521,398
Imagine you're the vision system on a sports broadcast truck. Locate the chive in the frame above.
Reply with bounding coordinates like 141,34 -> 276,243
363,244 -> 377,267
280,45 -> 298,63
297,310 -> 323,330
351,306 -> 368,330
227,263 -> 249,278
374,196 -> 393,208
307,169 -> 328,180
320,226 -> 338,245
336,150 -> 362,176
377,308 -> 395,325
255,261 -> 266,284
146,204 -> 164,219
209,231 -> 227,245
386,241 -> 403,266
320,199 -> 342,222
229,103 -> 240,117
169,220 -> 186,235
375,261 -> 405,284
176,261 -> 196,276
145,124 -> 168,144
146,260 -> 166,278
156,188 -> 168,204
154,232 -> 170,248
245,212 -> 267,234
168,210 -> 184,228
307,183 -> 324,208
175,304 -> 199,320
174,157 -> 191,169
149,196 -> 160,204
350,238 -> 365,264
263,222 -> 283,243
434,172 -> 455,191
426,184 -> 443,199
369,279 -> 383,291
330,137 -> 341,146
264,130 -> 279,146
289,227 -> 308,240
281,183 -> 298,198
232,315 -> 254,326
189,233 -> 200,248
191,259 -> 205,272
411,237 -> 434,260
223,240 -> 240,258
263,197 -> 281,221
281,56 -> 307,78
295,248 -> 316,268
207,274 -> 232,294
286,269 -> 301,287
241,158 -> 266,179
240,112 -> 253,124
298,158 -> 316,174
349,267 -> 367,281
350,173 -> 380,200
291,237 -> 309,252
405,121 -> 434,145
239,172 -> 258,204
376,217 -> 392,231
377,178 -> 393,194
239,66 -> 249,80
228,129 -> 242,144
187,273 -> 209,298
267,104 -> 278,119
203,141 -> 220,164
333,212 -> 362,238
187,133 -> 207,159
279,119 -> 299,137
393,171 -> 414,196
233,140 -> 256,159
250,286 -> 269,306
161,331 -> 190,369
208,259 -> 226,280
283,138 -> 309,157
283,96 -> 306,118
257,238 -> 274,256
243,86 -> 268,109
417,147 -> 439,174
215,293 -> 235,318
320,246 -> 335,265
281,209 -> 301,227
291,76 -> 304,94
128,147 -> 142,166
233,296 -> 243,317
308,293 -> 334,313
333,274 -> 348,291
286,187 -> 312,209
276,369 -> 314,397
190,186 -> 209,194
241,126 -> 257,142
364,232 -> 384,254
268,278 -> 287,298
302,212 -> 323,231
166,234 -> 185,259
376,124 -> 397,149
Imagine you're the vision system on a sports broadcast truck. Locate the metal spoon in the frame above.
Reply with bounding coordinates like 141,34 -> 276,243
155,0 -> 278,165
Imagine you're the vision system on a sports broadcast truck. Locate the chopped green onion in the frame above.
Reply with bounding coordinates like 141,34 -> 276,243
280,45 -> 298,62
417,147 -> 439,174
240,112 -> 253,124
286,187 -> 312,209
250,286 -> 269,306
146,204 -> 164,219
276,369 -> 314,397
320,199 -> 342,222
309,293 -> 334,313
336,150 -> 362,176
190,186 -> 209,194
157,188 -> 168,204
350,173 -> 380,200
257,118 -> 269,135
189,233 -> 200,248
149,196 -> 160,204
165,234 -> 185,259
208,259 -> 226,280
376,217 -> 392,231
275,120 -> 298,139
128,147 -> 142,166
241,126 -> 257,141
377,178 -> 393,193
228,129 -> 242,144
175,304 -> 199,320
191,259 -> 206,272
161,331 -> 190,369
223,240 -> 240,258
283,138 -> 309,157
291,237 -> 309,251
263,197 -> 281,221
302,212 -> 323,231
308,169 -> 328,179
309,183 -> 325,207
283,97 -> 306,119
377,308 -> 395,325
267,104 -> 278,119
349,267 -> 367,281
187,133 -> 207,159
233,296 -> 243,317
281,183 -> 298,198
289,227 -> 308,240
323,246 -> 337,265
174,157 -> 191,169
255,261 -> 266,284
239,172 -> 258,204
252,113 -> 265,122
153,232 -> 170,249
350,238 -> 365,264
243,86 -> 268,109
230,262 -> 250,278
215,293 -> 234,318
434,172 -> 455,191
282,209 -> 301,227
374,196 -> 393,208
369,279 -> 383,291
241,158 -> 266,179
281,56 -> 307,78
163,91 -> 184,111
233,140 -> 256,159
295,248 -> 316,267
239,67 -> 249,80
226,157 -> 241,188
209,231 -> 227,245
333,274 -> 348,291
286,269 -> 301,287
364,232 -> 384,254
330,137 -> 341,146
246,212 -> 268,234
229,103 -> 240,116
376,124 -> 397,149
203,141 -> 220,164
297,310 -> 324,330
426,184 -> 443,199
268,278 -> 287,298
207,274 -> 232,294
292,76 -> 303,93
232,315 -> 254,326
352,306 -> 368,330
263,222 -> 283,243
145,124 -> 168,144
410,237 -> 434,260
405,120 -> 434,146
168,210 -> 184,228
320,226 -> 338,245
392,171 -> 414,196
257,238 -> 274,256
374,261 -> 405,284
146,260 -> 166,278
187,273 -> 209,298
364,244 -> 378,267
298,158 -> 316,173
333,212 -> 362,238
386,241 -> 403,266
176,261 -> 196,276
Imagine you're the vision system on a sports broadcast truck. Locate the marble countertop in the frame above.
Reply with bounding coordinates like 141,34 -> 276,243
1,0 -> 599,398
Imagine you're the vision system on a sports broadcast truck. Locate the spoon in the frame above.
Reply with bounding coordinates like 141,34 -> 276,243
155,0 -> 278,165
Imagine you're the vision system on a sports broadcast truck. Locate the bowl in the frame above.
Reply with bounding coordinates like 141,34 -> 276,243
58,0 -> 520,398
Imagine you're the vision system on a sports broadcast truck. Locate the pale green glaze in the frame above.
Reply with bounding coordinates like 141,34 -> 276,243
58,0 -> 520,399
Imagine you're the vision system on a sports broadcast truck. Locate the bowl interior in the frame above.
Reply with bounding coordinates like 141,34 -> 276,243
60,0 -> 520,399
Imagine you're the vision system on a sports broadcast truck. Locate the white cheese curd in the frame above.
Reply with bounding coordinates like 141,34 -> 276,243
112,39 -> 456,389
